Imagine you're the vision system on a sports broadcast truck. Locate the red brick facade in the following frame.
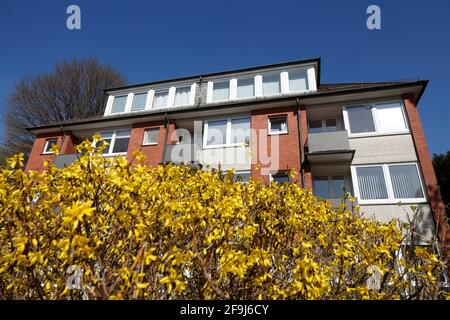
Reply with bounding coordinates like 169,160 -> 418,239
25,132 -> 63,172
403,95 -> 449,244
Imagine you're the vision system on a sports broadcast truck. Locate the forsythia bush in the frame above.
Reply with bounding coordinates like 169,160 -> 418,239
0,136 -> 448,300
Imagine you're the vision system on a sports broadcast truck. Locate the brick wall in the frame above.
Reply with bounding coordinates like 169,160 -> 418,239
25,132 -> 63,172
251,106 -> 301,184
403,94 -> 449,244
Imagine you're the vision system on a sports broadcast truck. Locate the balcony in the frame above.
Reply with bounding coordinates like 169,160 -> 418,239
306,131 -> 354,163
162,143 -> 202,166
54,153 -> 79,168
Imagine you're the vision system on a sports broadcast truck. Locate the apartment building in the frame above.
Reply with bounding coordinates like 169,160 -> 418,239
25,58 -> 448,243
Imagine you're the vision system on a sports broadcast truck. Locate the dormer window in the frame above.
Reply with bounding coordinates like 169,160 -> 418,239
110,95 -> 127,114
212,81 -> 230,102
153,90 -> 169,109
288,70 -> 309,92
131,92 -> 147,112
237,78 -> 254,99
174,86 -> 191,106
262,74 -> 281,96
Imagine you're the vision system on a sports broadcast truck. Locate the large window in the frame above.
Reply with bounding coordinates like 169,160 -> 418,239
98,130 -> 131,155
352,163 -> 426,203
131,92 -> 147,112
237,78 -> 254,99
308,119 -> 339,133
313,175 -> 347,199
212,81 -> 229,102
234,171 -> 251,183
174,86 -> 191,106
110,95 -> 127,114
204,117 -> 250,148
344,102 -> 408,135
262,74 -> 280,95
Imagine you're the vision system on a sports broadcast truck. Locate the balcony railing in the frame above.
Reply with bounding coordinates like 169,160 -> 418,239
54,153 -> 79,168
162,143 -> 202,164
307,131 -> 350,153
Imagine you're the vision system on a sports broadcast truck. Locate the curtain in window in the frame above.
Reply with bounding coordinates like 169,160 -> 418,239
212,82 -> 229,101
356,166 -> 388,200
388,165 -> 424,199
144,129 -> 159,145
111,96 -> 127,114
262,75 -> 280,95
289,71 -> 308,92
153,91 -> 168,108
131,93 -> 147,111
174,87 -> 191,106
237,78 -> 254,98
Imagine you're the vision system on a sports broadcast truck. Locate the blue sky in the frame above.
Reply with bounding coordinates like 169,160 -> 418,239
0,0 -> 449,154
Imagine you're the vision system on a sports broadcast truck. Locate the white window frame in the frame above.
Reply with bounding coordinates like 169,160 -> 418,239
130,91 -> 150,113
42,138 -> 58,155
342,100 -> 410,138
142,128 -> 160,146
350,162 -> 427,205
97,129 -> 131,156
233,170 -> 251,183
312,174 -> 351,199
209,79 -> 231,102
203,116 -> 250,149
268,115 -> 288,135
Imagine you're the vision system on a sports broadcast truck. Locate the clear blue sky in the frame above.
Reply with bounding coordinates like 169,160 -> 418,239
0,0 -> 449,154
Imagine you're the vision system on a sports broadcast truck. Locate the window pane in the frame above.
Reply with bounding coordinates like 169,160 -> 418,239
389,165 -> 424,199
331,176 -> 346,198
100,139 -> 112,154
262,74 -> 280,95
270,117 -> 287,133
212,81 -> 229,101
325,119 -> 337,132
116,130 -> 131,137
356,166 -> 388,200
112,137 -> 130,153
207,120 -> 227,145
100,131 -> 113,139
347,106 -> 375,134
376,102 -> 407,133
234,172 -> 251,183
111,95 -> 127,114
237,78 -> 254,98
131,92 -> 147,111
174,87 -> 191,106
153,90 -> 169,108
44,139 -> 58,153
309,120 -> 323,133
144,129 -> 159,145
313,176 -> 330,198
272,173 -> 290,184
289,70 -> 309,92
231,118 -> 250,144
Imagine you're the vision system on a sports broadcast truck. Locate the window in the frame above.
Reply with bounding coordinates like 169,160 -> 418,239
174,86 -> 191,106
313,176 -> 347,199
143,128 -> 159,145
234,171 -> 251,183
43,138 -> 58,154
269,116 -> 288,135
237,78 -> 254,99
347,106 -> 375,134
262,74 -> 280,95
98,130 -> 131,155
212,81 -> 229,101
231,118 -> 250,144
153,90 -> 169,109
308,119 -> 339,133
289,70 -> 308,92
204,117 -> 250,147
352,163 -> 426,203
271,172 -> 290,184
131,92 -> 147,112
110,95 -> 127,114
345,102 -> 408,135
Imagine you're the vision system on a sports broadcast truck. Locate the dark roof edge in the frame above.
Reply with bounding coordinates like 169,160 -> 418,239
104,57 -> 321,93
27,80 -> 427,133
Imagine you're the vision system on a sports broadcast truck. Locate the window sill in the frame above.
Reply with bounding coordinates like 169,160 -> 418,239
142,143 -> 158,147
203,144 -> 248,150
102,153 -> 127,158
357,199 -> 428,206
348,131 -> 410,139
268,131 -> 288,136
